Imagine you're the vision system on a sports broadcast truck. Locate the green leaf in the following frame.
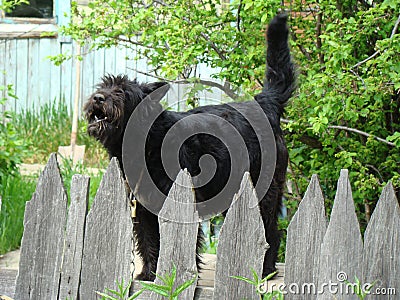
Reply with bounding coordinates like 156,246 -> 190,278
95,291 -> 118,300
139,281 -> 170,297
230,275 -> 257,286
128,288 -> 144,300
171,274 -> 197,297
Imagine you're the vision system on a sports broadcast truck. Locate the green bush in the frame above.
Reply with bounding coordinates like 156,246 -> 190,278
0,84 -> 30,186
58,1 -> 400,231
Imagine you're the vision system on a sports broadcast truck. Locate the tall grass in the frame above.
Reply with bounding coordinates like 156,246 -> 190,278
59,158 -> 104,208
0,174 -> 36,254
1,99 -> 109,254
13,100 -> 108,167
0,162 -> 105,255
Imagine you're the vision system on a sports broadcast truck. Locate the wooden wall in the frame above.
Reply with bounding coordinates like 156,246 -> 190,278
0,36 -> 222,115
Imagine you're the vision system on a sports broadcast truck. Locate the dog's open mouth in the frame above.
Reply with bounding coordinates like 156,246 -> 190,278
89,109 -> 108,124
94,115 -> 108,123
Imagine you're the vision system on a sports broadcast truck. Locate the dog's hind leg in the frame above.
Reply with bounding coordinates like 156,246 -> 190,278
133,203 -> 160,281
259,182 -> 283,278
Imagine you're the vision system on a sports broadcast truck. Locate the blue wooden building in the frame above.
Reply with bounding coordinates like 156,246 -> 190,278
0,0 -> 152,114
0,0 -> 224,115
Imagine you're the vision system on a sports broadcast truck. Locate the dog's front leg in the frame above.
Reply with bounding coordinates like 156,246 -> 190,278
133,202 -> 160,281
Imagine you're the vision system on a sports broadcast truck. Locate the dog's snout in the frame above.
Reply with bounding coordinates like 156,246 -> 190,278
94,93 -> 105,102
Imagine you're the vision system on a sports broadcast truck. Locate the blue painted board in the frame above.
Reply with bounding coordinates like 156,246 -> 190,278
27,39 -> 40,109
4,40 -> 17,111
15,39 -> 29,113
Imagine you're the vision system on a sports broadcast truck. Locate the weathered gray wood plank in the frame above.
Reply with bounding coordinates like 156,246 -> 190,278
285,174 -> 327,299
79,158 -> 133,300
131,281 -> 213,300
363,182 -> 400,299
58,175 -> 90,300
317,169 -> 363,300
15,153 -> 68,300
213,172 -> 268,300
150,169 -> 199,300
0,270 -> 18,299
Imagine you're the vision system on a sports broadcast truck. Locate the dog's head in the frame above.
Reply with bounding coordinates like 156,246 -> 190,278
84,74 -> 169,146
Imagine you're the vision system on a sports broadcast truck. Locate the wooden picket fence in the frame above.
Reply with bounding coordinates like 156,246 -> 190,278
13,154 -> 399,299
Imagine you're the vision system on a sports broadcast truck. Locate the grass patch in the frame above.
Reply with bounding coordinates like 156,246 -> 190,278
0,174 -> 36,254
13,100 -> 108,168
0,161 -> 104,255
59,158 -> 104,208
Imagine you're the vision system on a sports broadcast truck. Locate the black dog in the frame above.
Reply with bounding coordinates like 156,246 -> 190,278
84,14 -> 295,281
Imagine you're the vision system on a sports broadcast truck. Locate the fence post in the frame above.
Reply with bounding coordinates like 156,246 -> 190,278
213,172 -> 268,300
79,158 -> 133,300
316,169 -> 363,300
15,154 -> 68,300
58,175 -> 90,300
150,169 -> 199,300
363,182 -> 400,299
285,174 -> 327,299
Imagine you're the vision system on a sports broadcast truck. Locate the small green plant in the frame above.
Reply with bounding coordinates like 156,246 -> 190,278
139,265 -> 197,300
201,215 -> 224,254
0,84 -> 31,186
58,156 -> 104,207
98,265 -> 197,300
0,0 -> 28,12
232,269 -> 284,300
97,279 -> 143,300
345,276 -> 376,300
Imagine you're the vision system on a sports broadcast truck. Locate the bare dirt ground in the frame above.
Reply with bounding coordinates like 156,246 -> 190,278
0,250 -> 19,270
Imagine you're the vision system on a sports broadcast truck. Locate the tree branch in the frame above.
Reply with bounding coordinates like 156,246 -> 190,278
281,118 -> 396,147
316,11 -> 324,64
128,68 -> 239,100
291,30 -> 312,61
236,0 -> 242,32
351,13 -> 400,69
198,31 -> 227,61
327,124 -> 396,146
348,69 -> 366,88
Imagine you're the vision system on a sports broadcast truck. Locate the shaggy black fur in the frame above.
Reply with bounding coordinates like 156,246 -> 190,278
84,13 -> 295,281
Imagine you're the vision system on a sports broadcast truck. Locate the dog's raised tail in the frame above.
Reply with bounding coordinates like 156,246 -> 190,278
256,13 -> 295,118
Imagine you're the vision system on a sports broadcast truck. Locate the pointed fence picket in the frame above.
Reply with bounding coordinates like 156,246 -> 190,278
362,182 -> 400,300
284,174 -> 327,300
150,169 -> 199,300
10,154 -> 400,299
316,170 -> 363,300
285,170 -> 399,300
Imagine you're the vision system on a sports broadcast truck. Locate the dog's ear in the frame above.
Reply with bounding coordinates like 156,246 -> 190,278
140,82 -> 170,102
